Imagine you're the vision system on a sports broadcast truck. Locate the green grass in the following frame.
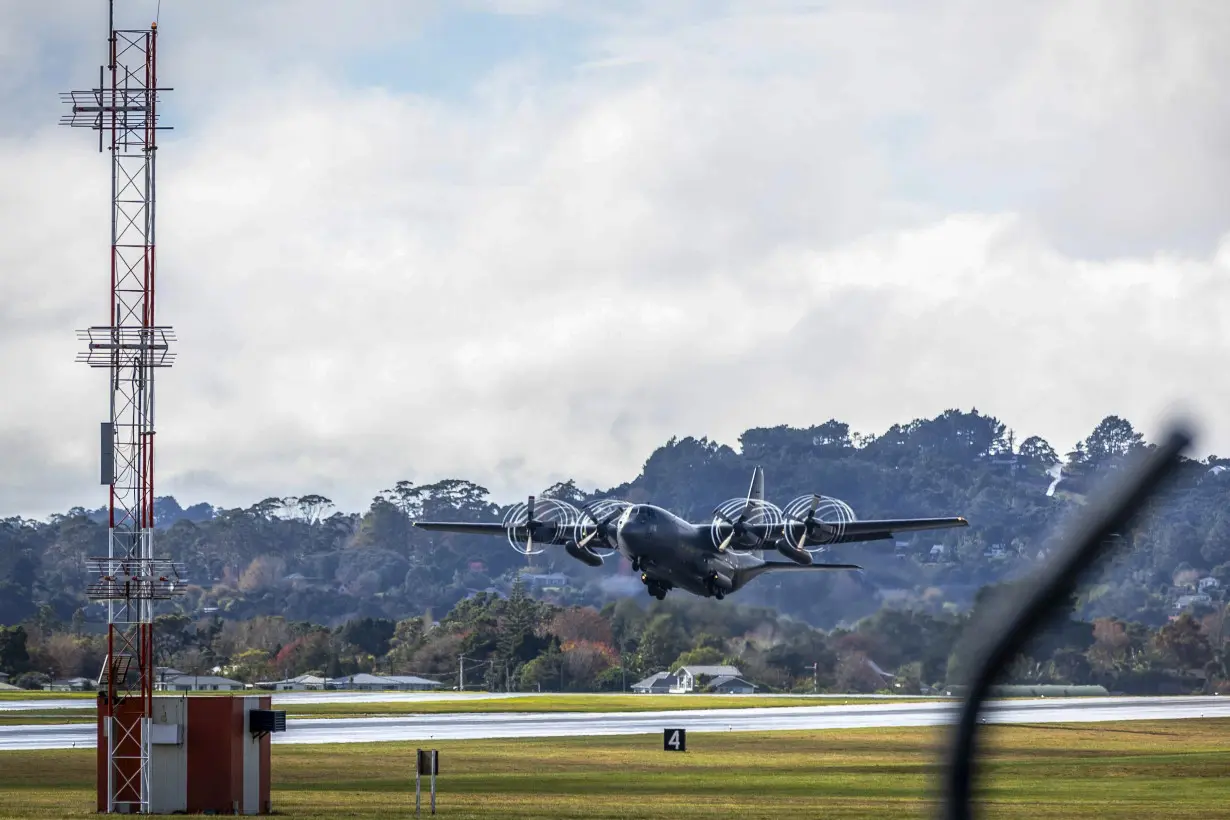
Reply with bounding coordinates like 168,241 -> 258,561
0,719 -> 1226,817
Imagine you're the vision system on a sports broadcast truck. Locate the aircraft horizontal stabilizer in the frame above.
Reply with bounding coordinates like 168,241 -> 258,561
740,561 -> 863,583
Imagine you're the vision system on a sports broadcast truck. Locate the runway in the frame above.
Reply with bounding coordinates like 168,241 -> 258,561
1,695 -> 1226,751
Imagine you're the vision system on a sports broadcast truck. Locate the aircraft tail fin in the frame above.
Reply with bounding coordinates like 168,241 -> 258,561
747,465 -> 764,504
748,466 -> 765,559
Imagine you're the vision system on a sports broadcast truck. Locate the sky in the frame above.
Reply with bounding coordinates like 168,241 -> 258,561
1,0 -> 1229,519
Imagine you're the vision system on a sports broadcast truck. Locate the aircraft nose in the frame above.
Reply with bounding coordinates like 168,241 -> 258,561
615,511 -> 643,547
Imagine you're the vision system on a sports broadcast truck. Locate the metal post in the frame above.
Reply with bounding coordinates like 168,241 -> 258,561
430,750 -> 437,815
415,748 -> 421,816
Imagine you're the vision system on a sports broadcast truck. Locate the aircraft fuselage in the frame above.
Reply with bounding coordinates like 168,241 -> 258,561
612,503 -> 764,599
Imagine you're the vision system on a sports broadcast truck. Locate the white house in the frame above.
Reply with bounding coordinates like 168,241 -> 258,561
1174,593 -> 1213,612
1198,577 -> 1221,593
155,674 -> 246,692
671,665 -> 742,693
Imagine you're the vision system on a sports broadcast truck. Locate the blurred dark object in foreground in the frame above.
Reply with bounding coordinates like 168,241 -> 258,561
940,423 -> 1194,820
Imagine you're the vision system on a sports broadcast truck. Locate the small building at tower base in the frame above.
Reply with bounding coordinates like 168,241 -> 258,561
96,694 -> 282,815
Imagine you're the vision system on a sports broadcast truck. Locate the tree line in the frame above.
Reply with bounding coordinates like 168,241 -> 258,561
2,409 -> 1230,644
2,577 -> 1225,696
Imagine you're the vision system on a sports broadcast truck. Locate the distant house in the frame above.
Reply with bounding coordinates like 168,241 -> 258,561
1174,593 -> 1213,612
256,674 -> 330,691
332,673 -> 443,692
155,675 -> 246,692
706,675 -> 757,694
0,672 -> 9,685
154,667 -> 185,686
43,677 -> 93,692
521,573 -> 569,589
671,666 -> 742,693
1198,577 -> 1221,593
630,672 -> 676,694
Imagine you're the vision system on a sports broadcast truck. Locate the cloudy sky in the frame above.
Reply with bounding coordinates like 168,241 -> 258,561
2,0 -> 1228,519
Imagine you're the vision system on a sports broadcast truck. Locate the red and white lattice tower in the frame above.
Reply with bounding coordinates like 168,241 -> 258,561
60,2 -> 185,813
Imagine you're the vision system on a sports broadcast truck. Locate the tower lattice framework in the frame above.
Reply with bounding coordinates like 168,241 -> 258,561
60,3 -> 185,813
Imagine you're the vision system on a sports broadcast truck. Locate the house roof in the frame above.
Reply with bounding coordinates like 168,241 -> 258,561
708,675 -> 754,688
675,665 -> 741,678
339,673 -> 442,686
631,672 -> 676,689
163,675 -> 245,687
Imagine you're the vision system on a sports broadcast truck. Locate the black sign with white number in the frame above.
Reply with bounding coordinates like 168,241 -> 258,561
663,728 -> 686,752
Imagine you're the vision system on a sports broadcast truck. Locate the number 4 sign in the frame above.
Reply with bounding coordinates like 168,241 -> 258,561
663,728 -> 686,752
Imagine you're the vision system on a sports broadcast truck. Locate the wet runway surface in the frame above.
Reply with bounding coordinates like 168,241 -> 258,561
1,695 -> 1226,751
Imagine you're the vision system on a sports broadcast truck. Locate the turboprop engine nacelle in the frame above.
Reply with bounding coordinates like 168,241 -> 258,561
775,541 -> 814,565
565,541 -> 604,567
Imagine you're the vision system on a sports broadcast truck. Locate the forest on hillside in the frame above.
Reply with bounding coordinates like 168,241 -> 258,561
1,577 -> 1223,697
3,409 -> 1230,634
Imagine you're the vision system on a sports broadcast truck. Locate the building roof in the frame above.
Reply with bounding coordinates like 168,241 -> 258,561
675,665 -> 741,678
339,673 -> 442,686
631,672 -> 676,689
163,675 -> 245,687
708,675 -> 754,689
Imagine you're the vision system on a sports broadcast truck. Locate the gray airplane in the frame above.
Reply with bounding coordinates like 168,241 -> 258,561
412,466 -> 968,601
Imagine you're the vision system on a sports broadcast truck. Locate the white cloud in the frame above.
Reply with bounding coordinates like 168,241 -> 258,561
1,1 -> 1227,518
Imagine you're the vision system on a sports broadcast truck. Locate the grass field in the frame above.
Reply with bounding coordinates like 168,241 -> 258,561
0,719 -> 1225,818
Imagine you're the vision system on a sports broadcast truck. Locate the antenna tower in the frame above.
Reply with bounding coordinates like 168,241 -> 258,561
60,1 -> 185,812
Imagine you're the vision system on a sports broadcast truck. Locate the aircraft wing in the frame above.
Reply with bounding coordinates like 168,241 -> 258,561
822,516 -> 969,543
412,521 -> 509,536
734,516 -> 966,543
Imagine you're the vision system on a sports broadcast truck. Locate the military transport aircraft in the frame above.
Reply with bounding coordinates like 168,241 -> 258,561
413,467 -> 968,600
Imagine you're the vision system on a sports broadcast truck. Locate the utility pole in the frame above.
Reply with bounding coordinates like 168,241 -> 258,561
458,656 -> 464,692
807,662 -> 819,694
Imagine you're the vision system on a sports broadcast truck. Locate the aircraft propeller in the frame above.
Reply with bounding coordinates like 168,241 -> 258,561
782,493 -> 856,553
709,496 -> 783,553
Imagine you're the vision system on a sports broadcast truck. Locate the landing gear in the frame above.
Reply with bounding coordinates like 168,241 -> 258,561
705,572 -> 732,600
641,572 -> 670,600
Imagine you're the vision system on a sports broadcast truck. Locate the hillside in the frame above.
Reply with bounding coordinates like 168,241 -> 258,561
2,409 -> 1229,632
